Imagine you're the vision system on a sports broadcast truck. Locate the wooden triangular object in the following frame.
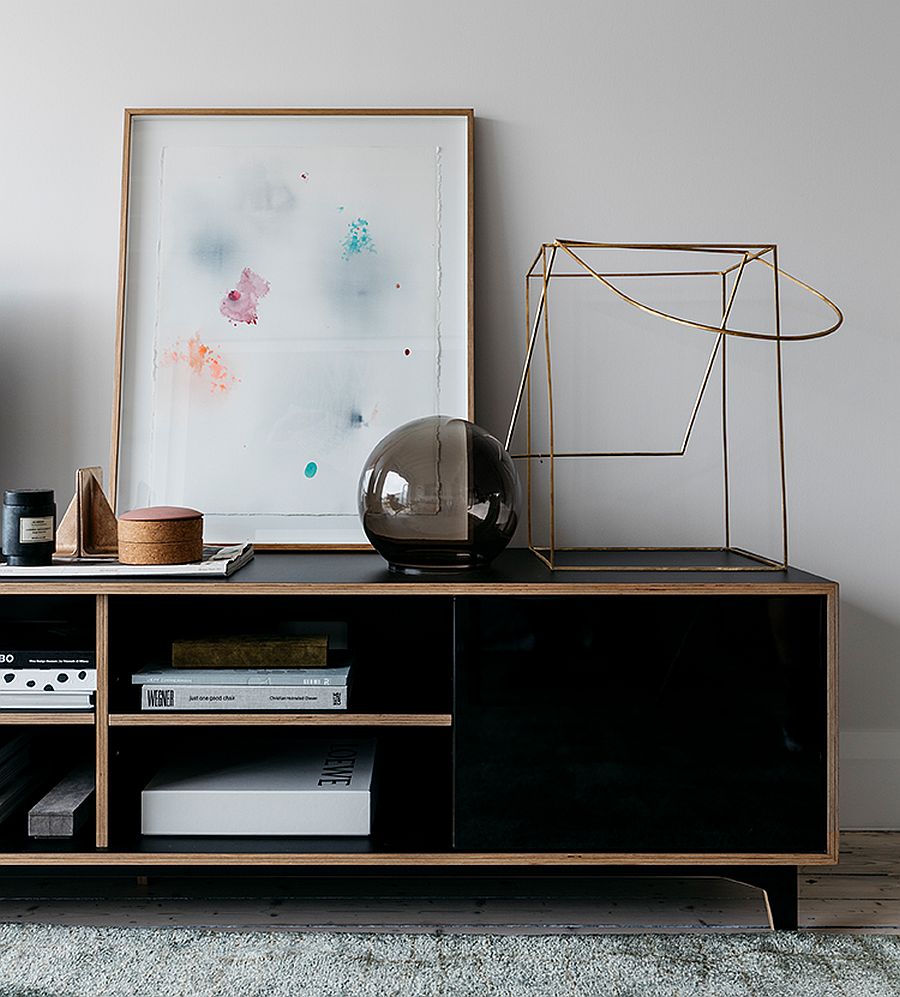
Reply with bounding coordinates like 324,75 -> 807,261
56,467 -> 118,558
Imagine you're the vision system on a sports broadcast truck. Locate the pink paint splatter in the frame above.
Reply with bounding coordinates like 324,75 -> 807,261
162,333 -> 239,394
220,268 -> 270,326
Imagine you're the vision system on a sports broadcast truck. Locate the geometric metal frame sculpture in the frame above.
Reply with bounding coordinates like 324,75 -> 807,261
505,241 -> 843,571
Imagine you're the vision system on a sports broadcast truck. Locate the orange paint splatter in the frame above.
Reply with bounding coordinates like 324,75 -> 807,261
161,333 -> 239,394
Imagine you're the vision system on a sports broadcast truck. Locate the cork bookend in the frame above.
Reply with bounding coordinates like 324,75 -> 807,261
55,467 -> 119,558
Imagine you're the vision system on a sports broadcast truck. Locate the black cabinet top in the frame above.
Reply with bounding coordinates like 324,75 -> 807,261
0,548 -> 837,595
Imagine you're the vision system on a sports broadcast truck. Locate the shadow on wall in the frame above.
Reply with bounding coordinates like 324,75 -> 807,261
840,599 -> 900,828
0,298 -> 97,504
471,115 -> 527,438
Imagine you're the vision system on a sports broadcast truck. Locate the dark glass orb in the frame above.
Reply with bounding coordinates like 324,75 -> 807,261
359,416 -> 520,572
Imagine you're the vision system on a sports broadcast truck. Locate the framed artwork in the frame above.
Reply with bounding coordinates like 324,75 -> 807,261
111,108 -> 473,546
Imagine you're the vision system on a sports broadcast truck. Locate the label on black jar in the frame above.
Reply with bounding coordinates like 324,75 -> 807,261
18,516 -> 54,543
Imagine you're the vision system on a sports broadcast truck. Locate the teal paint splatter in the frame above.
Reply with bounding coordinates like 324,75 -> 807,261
304,461 -> 318,479
341,217 -> 376,260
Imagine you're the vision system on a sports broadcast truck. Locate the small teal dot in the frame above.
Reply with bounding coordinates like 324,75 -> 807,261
304,461 -> 318,479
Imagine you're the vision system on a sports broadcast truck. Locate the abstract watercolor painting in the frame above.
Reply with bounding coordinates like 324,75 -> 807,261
114,111 -> 472,545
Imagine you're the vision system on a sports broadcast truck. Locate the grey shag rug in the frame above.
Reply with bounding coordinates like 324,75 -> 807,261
0,925 -> 899,996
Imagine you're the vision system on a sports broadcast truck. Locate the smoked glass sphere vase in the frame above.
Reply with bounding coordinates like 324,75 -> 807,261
358,416 -> 519,572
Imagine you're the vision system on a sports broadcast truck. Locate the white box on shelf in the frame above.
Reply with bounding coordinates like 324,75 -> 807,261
141,740 -> 375,836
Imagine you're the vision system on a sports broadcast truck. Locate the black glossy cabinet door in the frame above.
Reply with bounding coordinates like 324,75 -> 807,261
453,595 -> 828,854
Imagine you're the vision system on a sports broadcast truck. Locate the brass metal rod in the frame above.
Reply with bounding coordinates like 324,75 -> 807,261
525,544 -> 786,572
556,244 -> 841,342
554,545 -> 726,552
554,241 -> 775,252
525,246 -> 544,279
754,255 -> 845,340
543,245 -> 558,563
720,246 -> 774,275
773,246 -> 790,567
512,451 -> 687,459
525,274 -> 534,550
538,564 -> 784,572
679,336 -> 722,454
526,271 -> 724,278
531,547 -> 554,571
678,254 -> 748,454
505,275 -> 548,451
721,275 -> 731,549
727,545 -> 785,569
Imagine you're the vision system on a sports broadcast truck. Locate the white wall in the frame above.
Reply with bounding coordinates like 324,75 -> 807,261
1,0 -> 896,826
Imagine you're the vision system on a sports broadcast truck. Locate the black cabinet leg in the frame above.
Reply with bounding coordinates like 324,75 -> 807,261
731,866 -> 799,930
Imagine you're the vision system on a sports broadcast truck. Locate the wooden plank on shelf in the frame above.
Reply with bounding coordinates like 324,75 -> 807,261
27,763 -> 95,839
108,713 -> 452,727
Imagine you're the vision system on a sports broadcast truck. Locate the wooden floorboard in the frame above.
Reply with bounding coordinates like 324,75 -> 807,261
799,831 -> 900,932
0,878 -> 769,933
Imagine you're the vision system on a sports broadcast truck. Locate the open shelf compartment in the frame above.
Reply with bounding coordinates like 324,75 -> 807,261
107,725 -> 452,857
107,594 -> 453,720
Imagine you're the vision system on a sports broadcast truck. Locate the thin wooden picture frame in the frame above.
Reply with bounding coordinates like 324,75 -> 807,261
110,108 -> 474,549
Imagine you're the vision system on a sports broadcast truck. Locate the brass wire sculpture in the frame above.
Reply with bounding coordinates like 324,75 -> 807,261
504,241 -> 843,572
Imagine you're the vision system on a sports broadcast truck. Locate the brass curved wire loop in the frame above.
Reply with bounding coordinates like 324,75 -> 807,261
555,241 -> 843,342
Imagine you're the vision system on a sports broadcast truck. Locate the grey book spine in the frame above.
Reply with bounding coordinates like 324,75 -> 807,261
142,685 -> 349,711
132,666 -> 350,687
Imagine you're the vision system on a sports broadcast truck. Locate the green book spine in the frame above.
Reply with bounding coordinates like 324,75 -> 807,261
171,636 -> 329,668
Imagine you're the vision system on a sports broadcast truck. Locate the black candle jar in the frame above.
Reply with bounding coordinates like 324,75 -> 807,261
2,490 -> 56,566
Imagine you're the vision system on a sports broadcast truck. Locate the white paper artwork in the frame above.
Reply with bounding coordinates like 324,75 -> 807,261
119,118 -> 469,545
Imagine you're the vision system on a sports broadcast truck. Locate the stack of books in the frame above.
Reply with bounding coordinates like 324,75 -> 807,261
0,650 -> 96,711
133,633 -> 351,711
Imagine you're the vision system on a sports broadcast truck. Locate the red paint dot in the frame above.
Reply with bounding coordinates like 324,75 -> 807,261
228,290 -> 241,301
395,283 -> 401,289
404,348 -> 411,356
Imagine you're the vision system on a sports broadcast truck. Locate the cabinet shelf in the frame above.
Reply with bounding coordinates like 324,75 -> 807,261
0,712 -> 94,726
108,712 -> 452,727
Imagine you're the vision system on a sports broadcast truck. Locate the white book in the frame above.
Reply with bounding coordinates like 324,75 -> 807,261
0,543 -> 253,578
1,668 -> 96,693
141,684 -> 348,711
132,665 -> 350,687
0,691 -> 94,710
142,740 -> 375,835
